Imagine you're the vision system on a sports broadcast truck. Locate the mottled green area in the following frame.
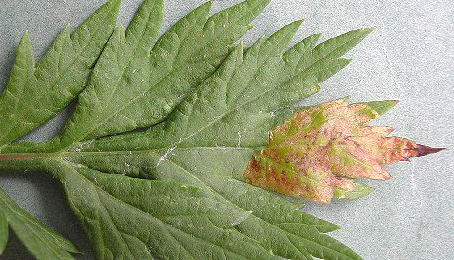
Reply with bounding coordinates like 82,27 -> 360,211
334,183 -> 374,200
0,0 -> 378,259
245,99 -> 441,204
244,100 -> 383,203
355,100 -> 398,116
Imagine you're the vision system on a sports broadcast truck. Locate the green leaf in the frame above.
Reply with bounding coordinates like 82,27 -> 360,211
49,0 -> 272,150
87,26 -> 318,151
0,0 -> 121,147
2,0 -> 436,259
278,223 -> 362,260
0,14 -> 371,259
0,187 -> 79,259
0,210 -> 7,254
56,24 -> 368,259
305,28 -> 373,81
46,159 -> 279,260
86,26 -> 371,152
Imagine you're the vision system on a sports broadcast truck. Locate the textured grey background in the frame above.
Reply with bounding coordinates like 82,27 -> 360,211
0,0 -> 453,259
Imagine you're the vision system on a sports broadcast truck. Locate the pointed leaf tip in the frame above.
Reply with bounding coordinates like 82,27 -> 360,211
103,0 -> 122,14
200,0 -> 213,10
20,30 -> 31,44
383,137 -> 445,164
355,100 -> 399,116
294,19 -> 304,26
415,144 -> 445,157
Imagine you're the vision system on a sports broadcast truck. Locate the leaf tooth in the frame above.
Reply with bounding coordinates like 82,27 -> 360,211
354,100 -> 399,116
313,27 -> 374,59
220,0 -> 272,26
0,30 -> 35,145
0,0 -> 122,147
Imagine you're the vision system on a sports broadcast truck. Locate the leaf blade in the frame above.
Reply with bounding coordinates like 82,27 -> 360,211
0,30 -> 35,146
0,187 -> 79,260
57,0 -> 272,149
0,2 -> 386,260
46,159 -> 280,260
0,0 -> 122,146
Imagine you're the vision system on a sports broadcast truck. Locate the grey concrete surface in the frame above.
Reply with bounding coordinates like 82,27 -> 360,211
0,0 -> 453,259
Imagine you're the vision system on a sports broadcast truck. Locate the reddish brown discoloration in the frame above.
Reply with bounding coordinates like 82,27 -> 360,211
244,99 -> 444,203
0,154 -> 32,160
416,144 -> 445,157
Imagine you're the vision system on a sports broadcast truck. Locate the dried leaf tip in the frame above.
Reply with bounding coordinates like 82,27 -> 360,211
244,99 -> 444,204
415,144 -> 445,157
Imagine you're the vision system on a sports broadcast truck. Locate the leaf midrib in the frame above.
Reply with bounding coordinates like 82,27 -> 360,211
0,147 -> 258,161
